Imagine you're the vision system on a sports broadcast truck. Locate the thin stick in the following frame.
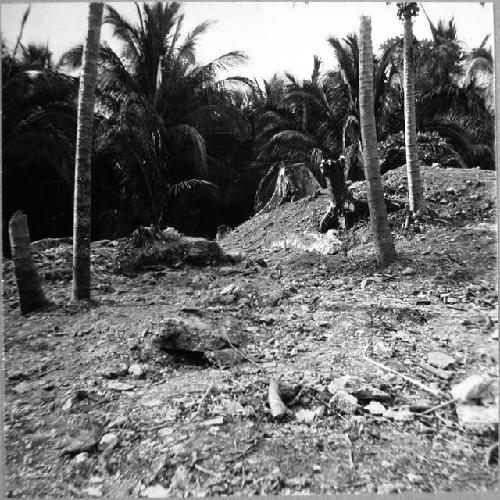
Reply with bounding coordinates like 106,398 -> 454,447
222,331 -> 262,371
194,464 -> 219,476
362,355 -> 442,397
421,398 -> 457,415
187,382 -> 214,423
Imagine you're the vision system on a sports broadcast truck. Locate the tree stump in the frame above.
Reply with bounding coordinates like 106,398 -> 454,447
8,211 -> 49,314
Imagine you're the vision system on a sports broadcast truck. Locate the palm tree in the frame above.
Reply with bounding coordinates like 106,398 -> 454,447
72,2 -> 104,300
62,2 -> 250,230
397,2 -> 425,215
359,15 -> 396,268
327,33 -> 397,179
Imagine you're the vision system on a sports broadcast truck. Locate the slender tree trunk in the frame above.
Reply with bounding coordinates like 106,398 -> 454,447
9,211 -> 48,314
358,16 -> 396,268
403,12 -> 425,214
72,2 -> 103,300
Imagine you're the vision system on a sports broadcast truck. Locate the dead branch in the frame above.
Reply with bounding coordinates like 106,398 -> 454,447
362,355 -> 443,397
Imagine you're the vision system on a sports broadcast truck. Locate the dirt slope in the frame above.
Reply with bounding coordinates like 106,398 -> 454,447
2,165 -> 498,498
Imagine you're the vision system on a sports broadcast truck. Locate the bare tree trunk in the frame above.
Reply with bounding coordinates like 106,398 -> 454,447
9,211 -> 48,314
359,16 -> 396,268
72,2 -> 104,300
403,11 -> 425,214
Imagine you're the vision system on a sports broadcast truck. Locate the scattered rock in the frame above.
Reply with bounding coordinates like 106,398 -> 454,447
451,374 -> 493,403
108,381 -> 134,392
170,464 -> 191,490
99,432 -> 119,449
73,452 -> 90,464
427,351 -> 455,370
100,363 -> 129,379
296,407 -> 324,424
330,390 -> 358,414
128,364 -> 145,378
13,381 -> 33,394
365,401 -> 386,416
141,484 -> 170,498
201,416 -> 224,427
327,375 -> 364,396
455,404 -> 499,429
373,341 -> 393,358
383,408 -> 414,422
85,486 -> 103,497
401,267 -> 415,276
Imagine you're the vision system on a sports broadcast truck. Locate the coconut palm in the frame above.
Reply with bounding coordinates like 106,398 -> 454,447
397,2 -> 425,215
62,2 -> 251,229
327,33 -> 397,179
359,15 -> 396,268
72,2 -> 104,300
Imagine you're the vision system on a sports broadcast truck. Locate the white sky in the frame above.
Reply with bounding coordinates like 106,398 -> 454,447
0,1 -> 494,80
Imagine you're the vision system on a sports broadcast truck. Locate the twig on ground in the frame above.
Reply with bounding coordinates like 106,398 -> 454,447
187,382 -> 214,423
421,398 -> 457,415
419,361 -> 452,380
194,464 -> 219,476
222,330 -> 263,371
362,355 -> 442,397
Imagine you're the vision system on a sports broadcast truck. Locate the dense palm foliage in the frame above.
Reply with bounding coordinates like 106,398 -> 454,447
2,2 -> 495,246
61,2 -> 251,232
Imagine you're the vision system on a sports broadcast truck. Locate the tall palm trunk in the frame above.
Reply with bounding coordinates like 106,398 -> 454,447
358,16 -> 396,268
72,2 -> 103,300
402,6 -> 425,214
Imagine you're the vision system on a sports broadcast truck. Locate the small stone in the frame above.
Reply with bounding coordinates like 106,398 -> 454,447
312,464 -> 321,473
295,407 -> 323,424
327,375 -> 363,395
451,374 -> 493,403
158,427 -> 174,439
201,416 -> 224,427
85,486 -> 103,497
330,390 -> 358,414
108,381 -> 134,392
142,398 -> 162,408
455,404 -> 498,428
13,381 -> 32,394
141,484 -> 170,498
401,267 -> 415,276
73,452 -> 89,464
128,364 -> 145,378
383,408 -> 414,422
365,401 -> 385,416
99,433 -> 118,449
373,341 -> 393,358
220,284 -> 237,295
427,351 -> 454,370
89,476 -> 103,484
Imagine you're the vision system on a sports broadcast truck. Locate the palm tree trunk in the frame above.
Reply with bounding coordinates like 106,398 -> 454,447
72,2 -> 104,300
358,16 -> 396,268
403,11 -> 425,214
9,211 -> 48,314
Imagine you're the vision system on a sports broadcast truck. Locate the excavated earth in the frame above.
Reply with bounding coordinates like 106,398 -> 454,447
2,165 -> 499,498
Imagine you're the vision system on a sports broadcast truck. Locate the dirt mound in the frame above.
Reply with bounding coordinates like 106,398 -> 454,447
220,166 -> 496,258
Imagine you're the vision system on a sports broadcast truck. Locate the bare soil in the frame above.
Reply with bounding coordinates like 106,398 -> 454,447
2,165 -> 498,498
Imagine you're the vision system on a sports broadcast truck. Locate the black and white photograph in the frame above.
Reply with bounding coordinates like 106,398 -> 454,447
1,0 -> 498,497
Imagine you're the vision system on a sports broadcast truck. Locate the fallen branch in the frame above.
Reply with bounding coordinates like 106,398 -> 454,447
187,382 -> 214,423
268,378 -> 289,418
362,356 -> 442,397
421,398 -> 457,415
419,361 -> 452,380
222,330 -> 262,371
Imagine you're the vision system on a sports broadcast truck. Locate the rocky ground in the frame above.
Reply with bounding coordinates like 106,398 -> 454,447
2,165 -> 498,498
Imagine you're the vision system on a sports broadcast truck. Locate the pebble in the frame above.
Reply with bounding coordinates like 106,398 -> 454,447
99,433 -> 119,449
365,401 -> 386,416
